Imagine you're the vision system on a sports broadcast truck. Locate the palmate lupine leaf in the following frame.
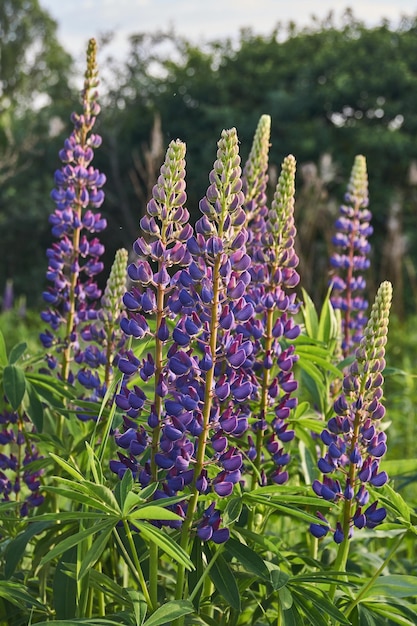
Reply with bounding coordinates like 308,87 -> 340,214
39,518 -> 116,566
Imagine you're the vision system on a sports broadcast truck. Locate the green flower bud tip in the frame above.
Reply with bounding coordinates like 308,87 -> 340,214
347,154 -> 368,206
102,248 -> 128,316
243,114 -> 271,204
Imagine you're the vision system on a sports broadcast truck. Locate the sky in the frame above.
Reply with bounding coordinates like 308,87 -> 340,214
39,0 -> 417,70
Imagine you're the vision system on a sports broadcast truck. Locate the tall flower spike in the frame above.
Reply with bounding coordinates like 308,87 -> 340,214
330,155 -> 372,357
40,38 -> 107,381
310,281 -> 392,543
244,154 -> 300,491
113,129 -> 253,555
242,114 -> 271,218
113,139 -> 190,483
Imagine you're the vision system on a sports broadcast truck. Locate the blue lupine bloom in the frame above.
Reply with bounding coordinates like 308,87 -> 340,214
112,130 -> 256,542
40,39 -> 107,383
242,146 -> 300,485
0,410 -> 44,516
310,281 -> 392,542
330,155 -> 372,356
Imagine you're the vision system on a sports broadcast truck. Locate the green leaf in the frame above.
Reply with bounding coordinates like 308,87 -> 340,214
85,441 -> 104,485
4,521 -> 51,578
364,600 -> 417,625
244,493 -> 333,523
25,380 -> 44,432
78,524 -> 116,580
48,474 -> 121,515
226,537 -> 270,580
142,600 -> 194,626
126,588 -> 147,626
44,486 -> 119,514
53,547 -> 77,619
206,547 -> 240,611
282,603 -> 303,626
361,575 -> 417,600
8,341 -> 27,364
40,519 -> 115,566
123,490 -> 143,515
271,568 -> 290,591
301,288 -> 319,338
223,497 -> 242,525
317,293 -> 339,344
0,330 -> 7,367
49,453 -> 85,481
63,564 -> 129,606
118,468 -> 134,509
278,586 -> 293,610
136,522 -> 194,570
378,485 -> 412,522
296,346 -> 342,378
3,364 -> 26,409
294,587 -> 351,625
128,505 -> 183,522
0,580 -> 44,609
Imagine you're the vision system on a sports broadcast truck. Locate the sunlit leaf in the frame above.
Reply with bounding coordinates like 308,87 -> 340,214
135,522 -> 194,570
143,600 -> 194,626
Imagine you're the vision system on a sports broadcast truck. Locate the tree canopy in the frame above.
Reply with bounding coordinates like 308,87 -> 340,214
2,9 -> 417,312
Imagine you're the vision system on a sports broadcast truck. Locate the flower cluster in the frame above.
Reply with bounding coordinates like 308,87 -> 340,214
241,118 -> 300,487
111,120 -> 303,544
330,155 -> 372,356
40,39 -> 107,382
310,281 -> 392,543
0,410 -> 44,516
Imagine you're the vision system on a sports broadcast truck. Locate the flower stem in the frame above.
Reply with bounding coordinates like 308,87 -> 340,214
345,531 -> 407,618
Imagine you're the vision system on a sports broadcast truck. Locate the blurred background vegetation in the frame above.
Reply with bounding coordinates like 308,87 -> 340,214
2,0 -> 417,317
1,0 -> 417,497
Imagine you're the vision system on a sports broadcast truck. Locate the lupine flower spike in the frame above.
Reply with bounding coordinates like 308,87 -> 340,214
40,38 -> 107,382
330,155 -> 372,357
75,248 -> 128,415
245,154 -> 300,492
310,281 -> 392,545
242,114 -> 271,224
112,129 -> 254,552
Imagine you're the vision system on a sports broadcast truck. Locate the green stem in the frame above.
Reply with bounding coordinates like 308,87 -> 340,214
188,545 -> 224,604
114,523 -> 154,611
345,531 -> 407,618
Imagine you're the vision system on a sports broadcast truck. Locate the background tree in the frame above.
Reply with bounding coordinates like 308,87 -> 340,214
0,0 -> 72,304
3,9 -> 417,315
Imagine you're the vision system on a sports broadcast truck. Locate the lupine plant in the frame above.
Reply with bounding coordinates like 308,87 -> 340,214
0,39 -> 416,626
330,155 -> 372,357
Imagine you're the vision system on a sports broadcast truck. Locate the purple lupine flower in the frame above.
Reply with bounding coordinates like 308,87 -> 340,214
40,38 -> 107,382
330,155 -> 372,356
310,281 -> 392,541
112,128 -> 256,543
74,248 -> 128,412
242,151 -> 300,488
0,410 -> 44,516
